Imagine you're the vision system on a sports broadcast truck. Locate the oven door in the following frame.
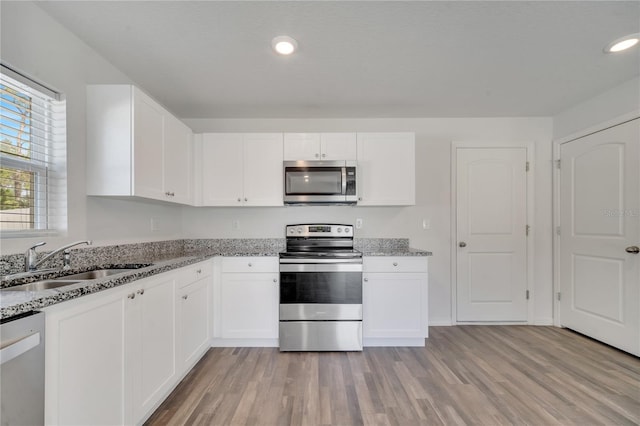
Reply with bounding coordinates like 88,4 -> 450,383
279,263 -> 363,351
279,263 -> 362,319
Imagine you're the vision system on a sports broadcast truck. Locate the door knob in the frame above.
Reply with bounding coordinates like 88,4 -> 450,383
626,246 -> 640,254
459,242 -> 467,248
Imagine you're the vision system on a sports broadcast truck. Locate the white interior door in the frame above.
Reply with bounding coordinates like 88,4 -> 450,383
456,147 -> 528,322
559,118 -> 639,356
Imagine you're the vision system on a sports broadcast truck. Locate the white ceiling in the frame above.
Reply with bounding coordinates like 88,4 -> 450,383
37,1 -> 640,119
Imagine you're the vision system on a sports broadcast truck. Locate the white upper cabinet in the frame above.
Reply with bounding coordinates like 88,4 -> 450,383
163,114 -> 193,204
284,132 -> 357,160
86,85 -> 193,205
356,132 -> 415,206
199,133 -> 283,206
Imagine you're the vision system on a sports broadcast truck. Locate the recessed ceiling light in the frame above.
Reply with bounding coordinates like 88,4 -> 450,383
604,33 -> 640,53
272,36 -> 298,55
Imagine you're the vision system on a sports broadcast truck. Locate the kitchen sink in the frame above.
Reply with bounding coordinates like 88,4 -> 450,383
57,269 -> 137,281
4,280 -> 81,292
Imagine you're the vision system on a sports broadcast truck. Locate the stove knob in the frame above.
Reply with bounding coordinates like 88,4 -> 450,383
344,228 -> 350,233
297,227 -> 303,234
337,227 -> 343,233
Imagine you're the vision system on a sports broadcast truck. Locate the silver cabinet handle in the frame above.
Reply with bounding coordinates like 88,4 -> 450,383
182,295 -> 188,300
137,289 -> 144,295
244,198 -> 248,202
626,246 -> 640,254
459,242 -> 467,248
358,197 -> 362,201
237,198 -> 241,202
393,262 -> 398,266
363,278 -> 368,282
248,263 -> 252,267
273,278 -> 277,283
128,293 -> 136,299
196,269 -> 202,274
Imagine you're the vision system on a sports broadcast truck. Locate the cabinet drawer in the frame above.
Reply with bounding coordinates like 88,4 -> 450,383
176,261 -> 213,288
363,256 -> 427,273
221,257 -> 278,273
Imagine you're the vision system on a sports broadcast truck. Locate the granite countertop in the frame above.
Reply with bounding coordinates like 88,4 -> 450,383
361,248 -> 432,256
1,240 -> 430,320
0,248 -> 283,320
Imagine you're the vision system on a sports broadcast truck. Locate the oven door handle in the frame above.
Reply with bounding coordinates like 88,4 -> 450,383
279,258 -> 362,264
279,263 -> 363,273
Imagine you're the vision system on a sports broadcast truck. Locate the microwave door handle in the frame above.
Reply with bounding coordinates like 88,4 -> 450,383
342,167 -> 347,195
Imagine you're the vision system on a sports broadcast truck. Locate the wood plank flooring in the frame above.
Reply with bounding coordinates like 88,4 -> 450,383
146,326 -> 640,425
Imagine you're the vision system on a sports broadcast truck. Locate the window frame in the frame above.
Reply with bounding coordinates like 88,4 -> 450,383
0,64 -> 66,238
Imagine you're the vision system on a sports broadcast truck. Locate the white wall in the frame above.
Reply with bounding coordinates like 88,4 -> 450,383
0,2 -> 184,254
183,118 -> 554,325
553,76 -> 640,140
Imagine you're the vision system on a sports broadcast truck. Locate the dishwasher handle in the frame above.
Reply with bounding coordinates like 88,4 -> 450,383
0,331 -> 41,365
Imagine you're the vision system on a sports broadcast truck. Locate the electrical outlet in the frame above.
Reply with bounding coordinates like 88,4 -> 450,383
150,218 -> 159,232
355,218 -> 363,229
422,218 -> 430,230
232,220 -> 240,230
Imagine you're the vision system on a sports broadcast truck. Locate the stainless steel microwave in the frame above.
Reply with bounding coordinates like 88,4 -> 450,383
283,160 -> 357,205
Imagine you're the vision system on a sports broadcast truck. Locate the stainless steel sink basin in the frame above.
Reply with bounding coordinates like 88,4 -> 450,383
57,269 -> 136,281
4,280 -> 81,292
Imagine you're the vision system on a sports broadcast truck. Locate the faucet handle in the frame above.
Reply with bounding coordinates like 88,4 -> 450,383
27,241 -> 46,251
25,242 -> 46,272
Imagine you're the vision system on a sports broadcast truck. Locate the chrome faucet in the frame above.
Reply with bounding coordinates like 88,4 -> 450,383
25,240 -> 93,272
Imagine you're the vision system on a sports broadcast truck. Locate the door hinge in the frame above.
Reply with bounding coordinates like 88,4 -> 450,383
526,161 -> 530,172
526,290 -> 530,300
556,226 -> 561,236
555,159 -> 561,169
526,225 -> 531,236
557,292 -> 561,301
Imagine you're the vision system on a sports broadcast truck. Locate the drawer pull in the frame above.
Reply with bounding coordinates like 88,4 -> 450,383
196,269 -> 202,274
248,263 -> 252,267
393,262 -> 398,266
273,278 -> 277,283
137,289 -> 145,295
128,293 -> 136,300
363,278 -> 368,282
182,295 -> 188,300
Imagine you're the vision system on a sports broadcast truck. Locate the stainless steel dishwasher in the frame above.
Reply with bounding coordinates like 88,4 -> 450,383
0,311 -> 45,426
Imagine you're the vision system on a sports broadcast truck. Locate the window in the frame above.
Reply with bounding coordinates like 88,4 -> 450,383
0,65 -> 66,236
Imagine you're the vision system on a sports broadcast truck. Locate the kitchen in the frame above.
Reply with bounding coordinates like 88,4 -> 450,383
0,1 -> 639,425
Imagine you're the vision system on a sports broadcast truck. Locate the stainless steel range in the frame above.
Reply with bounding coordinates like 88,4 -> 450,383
279,224 -> 363,351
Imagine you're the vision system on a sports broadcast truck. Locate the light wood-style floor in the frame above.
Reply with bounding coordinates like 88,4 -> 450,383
146,326 -> 640,425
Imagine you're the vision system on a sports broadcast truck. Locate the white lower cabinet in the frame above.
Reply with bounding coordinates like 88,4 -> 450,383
44,286 -> 129,426
176,263 -> 212,371
44,260 -> 213,426
127,275 -> 177,423
213,257 -> 279,346
362,256 -> 428,346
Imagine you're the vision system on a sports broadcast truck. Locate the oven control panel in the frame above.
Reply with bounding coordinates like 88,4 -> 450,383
286,224 -> 353,237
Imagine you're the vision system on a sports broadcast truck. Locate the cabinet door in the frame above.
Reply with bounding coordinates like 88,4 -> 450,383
133,88 -> 166,200
201,133 -> 244,206
45,289 -> 129,426
220,272 -> 279,339
283,133 -> 321,160
177,277 -> 210,370
363,272 -> 426,338
321,133 -> 357,160
129,276 -> 177,422
357,133 -> 415,206
243,133 -> 284,206
164,115 -> 193,204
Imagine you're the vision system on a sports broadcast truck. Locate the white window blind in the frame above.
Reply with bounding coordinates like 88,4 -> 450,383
0,65 -> 67,236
